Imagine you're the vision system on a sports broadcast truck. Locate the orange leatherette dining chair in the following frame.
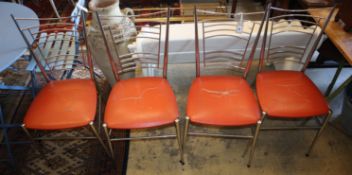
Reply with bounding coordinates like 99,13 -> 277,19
184,7 -> 267,167
255,4 -> 336,157
12,12 -> 109,163
96,9 -> 183,161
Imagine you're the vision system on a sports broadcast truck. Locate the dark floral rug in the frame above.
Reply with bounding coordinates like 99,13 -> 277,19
1,1 -> 129,174
0,63 -> 129,175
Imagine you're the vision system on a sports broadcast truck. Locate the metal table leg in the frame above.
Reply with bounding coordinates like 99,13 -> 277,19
325,64 -> 344,96
327,75 -> 352,102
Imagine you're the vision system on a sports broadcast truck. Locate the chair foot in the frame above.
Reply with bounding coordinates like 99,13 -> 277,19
305,153 -> 310,157
179,160 -> 185,165
247,164 -> 251,168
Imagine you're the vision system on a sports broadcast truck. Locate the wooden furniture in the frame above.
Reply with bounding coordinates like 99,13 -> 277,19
334,0 -> 352,32
298,0 -> 334,8
308,8 -> 352,64
308,8 -> 352,101
224,0 -> 237,13
120,0 -> 180,8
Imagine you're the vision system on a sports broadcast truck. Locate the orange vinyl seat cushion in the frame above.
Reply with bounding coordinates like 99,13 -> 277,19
24,79 -> 97,130
104,77 -> 179,129
186,76 -> 260,126
256,71 -> 329,118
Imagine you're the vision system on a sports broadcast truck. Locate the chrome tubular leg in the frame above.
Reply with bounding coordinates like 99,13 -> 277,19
241,127 -> 254,158
184,117 -> 190,148
247,112 -> 266,168
89,122 -> 110,157
181,117 -> 190,164
325,64 -> 343,96
306,110 -> 333,157
175,119 -> 184,164
327,75 -> 352,102
247,120 -> 262,168
103,123 -> 115,159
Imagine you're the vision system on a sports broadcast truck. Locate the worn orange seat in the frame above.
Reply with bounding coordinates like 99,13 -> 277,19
14,14 -> 111,162
24,79 -> 97,130
253,4 -> 336,159
256,71 -> 329,118
98,10 -> 183,161
182,7 -> 267,167
104,77 -> 179,129
187,76 -> 260,126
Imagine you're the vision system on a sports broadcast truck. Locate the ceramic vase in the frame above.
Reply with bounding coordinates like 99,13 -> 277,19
88,0 -> 135,85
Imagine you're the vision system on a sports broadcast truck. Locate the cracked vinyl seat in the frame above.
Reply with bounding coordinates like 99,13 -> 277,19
104,77 -> 179,129
256,71 -> 329,118
183,7 -> 267,167
187,76 -> 260,126
97,9 -> 184,161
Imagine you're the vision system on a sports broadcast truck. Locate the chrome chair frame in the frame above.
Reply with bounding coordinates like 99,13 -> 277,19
183,7 -> 267,167
259,5 -> 332,72
96,9 -> 183,162
12,12 -> 109,164
257,3 -> 336,157
196,9 -> 264,77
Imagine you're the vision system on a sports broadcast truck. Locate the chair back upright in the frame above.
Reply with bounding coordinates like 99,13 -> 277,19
194,7 -> 266,78
12,13 -> 94,82
259,3 -> 336,72
96,9 -> 171,82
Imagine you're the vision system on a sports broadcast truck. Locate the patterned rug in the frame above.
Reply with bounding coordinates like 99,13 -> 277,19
0,68 -> 129,175
1,1 -> 129,174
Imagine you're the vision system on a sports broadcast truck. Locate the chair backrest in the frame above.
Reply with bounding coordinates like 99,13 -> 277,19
12,13 -> 94,83
194,7 -> 266,78
96,9 -> 170,82
259,3 -> 335,72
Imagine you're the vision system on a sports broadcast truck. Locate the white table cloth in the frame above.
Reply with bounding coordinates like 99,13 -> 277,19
134,20 -> 323,69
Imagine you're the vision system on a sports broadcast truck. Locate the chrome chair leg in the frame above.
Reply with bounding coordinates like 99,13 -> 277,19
247,120 -> 262,167
103,123 -> 114,159
242,128 -> 254,158
175,119 -> 184,164
182,117 -> 190,163
247,112 -> 266,167
306,110 -> 333,156
183,117 -> 190,147
88,122 -> 110,157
